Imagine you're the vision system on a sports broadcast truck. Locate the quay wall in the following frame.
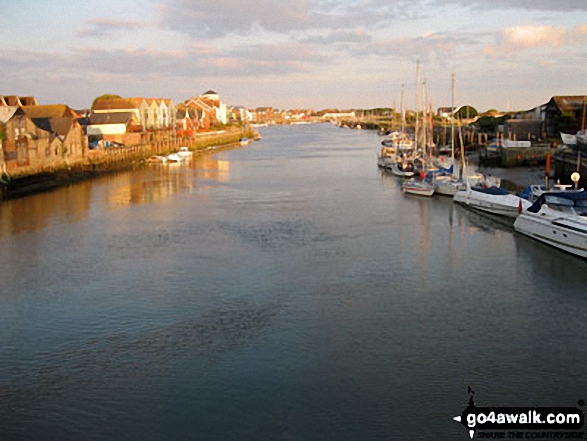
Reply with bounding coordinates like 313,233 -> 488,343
478,144 -> 553,168
1,128 -> 251,199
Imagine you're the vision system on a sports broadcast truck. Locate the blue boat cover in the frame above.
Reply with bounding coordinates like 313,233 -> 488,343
471,186 -> 510,196
528,191 -> 587,213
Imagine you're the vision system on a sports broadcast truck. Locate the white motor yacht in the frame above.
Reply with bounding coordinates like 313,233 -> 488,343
514,191 -> 587,258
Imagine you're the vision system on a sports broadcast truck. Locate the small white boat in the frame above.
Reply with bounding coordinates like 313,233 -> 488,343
402,178 -> 435,197
166,153 -> 183,163
177,146 -> 193,158
514,191 -> 587,258
454,186 -> 532,218
240,138 -> 250,145
147,155 -> 167,163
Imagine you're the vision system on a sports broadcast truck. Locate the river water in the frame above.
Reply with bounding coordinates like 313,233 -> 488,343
1,124 -> 586,440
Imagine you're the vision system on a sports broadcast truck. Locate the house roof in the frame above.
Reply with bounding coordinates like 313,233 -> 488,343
0,106 -> 20,123
93,98 -> 144,111
30,117 -> 75,137
23,105 -> 76,119
20,96 -> 38,106
0,95 -> 38,106
185,97 -> 213,112
4,96 -> 21,106
550,96 -> 587,112
89,112 -> 134,125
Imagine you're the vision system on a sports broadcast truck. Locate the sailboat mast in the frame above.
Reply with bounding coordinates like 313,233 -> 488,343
415,60 -> 421,151
451,72 -> 456,176
429,90 -> 434,152
400,83 -> 405,133
423,78 -> 428,161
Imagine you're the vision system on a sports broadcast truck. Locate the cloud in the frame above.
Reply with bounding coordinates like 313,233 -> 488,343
159,0 -> 314,37
1,41 -> 333,88
78,18 -> 157,38
435,0 -> 587,12
158,0 -> 424,38
352,31 -> 471,60
483,24 -> 587,58
300,28 -> 372,45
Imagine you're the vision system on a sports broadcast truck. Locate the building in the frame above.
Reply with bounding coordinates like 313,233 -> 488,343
200,90 -> 228,125
543,96 -> 587,135
1,104 -> 87,171
437,107 -> 454,118
503,119 -> 544,141
86,112 -> 141,146
0,95 -> 38,107
180,97 -> 216,131
254,107 -> 276,124
92,97 -> 176,132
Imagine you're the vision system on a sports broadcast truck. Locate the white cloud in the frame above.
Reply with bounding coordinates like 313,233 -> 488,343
78,18 -> 157,38
436,0 -> 587,12
484,23 -> 587,57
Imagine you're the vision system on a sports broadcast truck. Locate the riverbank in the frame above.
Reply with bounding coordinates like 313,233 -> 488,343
1,128 -> 252,200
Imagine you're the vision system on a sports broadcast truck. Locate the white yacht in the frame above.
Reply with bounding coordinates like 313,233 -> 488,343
453,185 -> 532,218
514,191 -> 587,258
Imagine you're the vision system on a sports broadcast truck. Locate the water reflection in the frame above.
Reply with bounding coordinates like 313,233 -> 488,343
0,153 -> 232,239
0,184 -> 92,238
1,124 -> 586,441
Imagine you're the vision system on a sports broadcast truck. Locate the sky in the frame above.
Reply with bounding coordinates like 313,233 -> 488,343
1,0 -> 586,112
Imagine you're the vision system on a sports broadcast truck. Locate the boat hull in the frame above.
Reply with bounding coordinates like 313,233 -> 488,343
402,181 -> 435,197
454,189 -> 531,218
435,181 -> 464,196
515,214 -> 587,258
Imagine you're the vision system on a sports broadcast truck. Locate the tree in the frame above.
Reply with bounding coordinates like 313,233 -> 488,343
455,105 -> 478,120
92,94 -> 122,108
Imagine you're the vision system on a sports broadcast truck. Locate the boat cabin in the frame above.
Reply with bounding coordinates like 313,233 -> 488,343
528,191 -> 587,216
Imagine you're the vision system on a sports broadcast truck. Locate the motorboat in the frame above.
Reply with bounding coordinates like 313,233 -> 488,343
454,185 -> 532,218
518,184 -> 582,203
402,178 -> 435,197
514,191 -> 587,258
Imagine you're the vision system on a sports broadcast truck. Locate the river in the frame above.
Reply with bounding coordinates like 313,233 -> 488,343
1,123 -> 586,440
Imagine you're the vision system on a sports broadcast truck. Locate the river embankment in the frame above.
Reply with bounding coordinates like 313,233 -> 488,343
0,128 -> 252,200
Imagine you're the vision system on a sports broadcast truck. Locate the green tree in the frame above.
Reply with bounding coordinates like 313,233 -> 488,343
92,94 -> 122,108
455,105 -> 478,119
